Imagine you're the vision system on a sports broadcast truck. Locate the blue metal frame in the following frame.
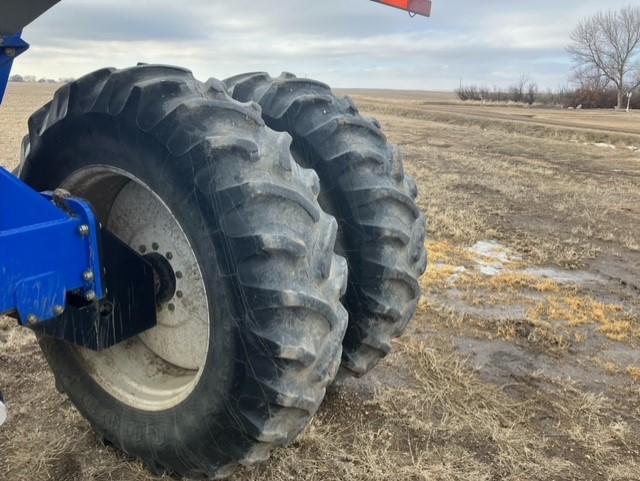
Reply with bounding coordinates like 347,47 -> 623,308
0,26 -> 155,345
0,167 -> 104,324
0,31 -> 29,104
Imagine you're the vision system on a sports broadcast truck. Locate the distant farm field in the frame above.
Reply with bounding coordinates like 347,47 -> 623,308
2,82 -> 640,481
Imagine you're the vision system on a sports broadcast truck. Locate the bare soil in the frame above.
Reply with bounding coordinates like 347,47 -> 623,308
2,82 -> 640,480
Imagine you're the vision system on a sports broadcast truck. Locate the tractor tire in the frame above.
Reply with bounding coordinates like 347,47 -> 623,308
225,73 -> 427,379
19,65 -> 348,478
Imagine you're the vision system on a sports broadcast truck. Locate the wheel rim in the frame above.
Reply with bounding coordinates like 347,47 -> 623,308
61,166 -> 210,411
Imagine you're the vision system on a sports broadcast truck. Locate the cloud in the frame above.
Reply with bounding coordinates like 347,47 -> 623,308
11,0 -> 639,89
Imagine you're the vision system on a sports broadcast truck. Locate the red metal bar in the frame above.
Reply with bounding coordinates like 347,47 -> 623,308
370,0 -> 432,17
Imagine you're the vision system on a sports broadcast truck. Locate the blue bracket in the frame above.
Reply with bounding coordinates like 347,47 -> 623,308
0,31 -> 29,104
0,167 -> 104,325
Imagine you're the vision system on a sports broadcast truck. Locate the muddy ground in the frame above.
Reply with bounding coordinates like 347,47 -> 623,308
1,82 -> 640,480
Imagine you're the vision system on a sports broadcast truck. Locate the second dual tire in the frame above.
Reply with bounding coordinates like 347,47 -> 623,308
225,73 -> 428,378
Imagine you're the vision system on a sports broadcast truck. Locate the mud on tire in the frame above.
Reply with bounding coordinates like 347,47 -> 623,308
19,65 -> 348,478
225,72 -> 427,378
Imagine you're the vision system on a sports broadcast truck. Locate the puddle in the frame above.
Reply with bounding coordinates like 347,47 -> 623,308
523,267 -> 605,284
432,239 -> 636,334
426,237 -> 640,394
476,262 -> 504,276
454,332 -> 638,390
466,241 -> 605,285
446,298 -> 528,319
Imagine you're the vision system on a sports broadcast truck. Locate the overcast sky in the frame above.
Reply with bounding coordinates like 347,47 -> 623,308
11,0 -> 637,90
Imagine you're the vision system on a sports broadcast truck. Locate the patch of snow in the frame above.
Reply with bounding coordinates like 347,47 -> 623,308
469,240 -> 519,262
594,142 -> 616,149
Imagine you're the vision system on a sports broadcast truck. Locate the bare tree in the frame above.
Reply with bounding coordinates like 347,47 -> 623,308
567,6 -> 640,109
526,82 -> 538,105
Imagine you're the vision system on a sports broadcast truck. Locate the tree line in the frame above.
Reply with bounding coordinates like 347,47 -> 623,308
456,82 -> 640,109
457,5 -> 640,109
9,74 -> 75,84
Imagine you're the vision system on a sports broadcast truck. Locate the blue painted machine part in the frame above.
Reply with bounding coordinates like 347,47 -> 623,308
35,229 -> 158,350
0,25 -> 155,349
0,167 -> 104,324
0,31 -> 29,104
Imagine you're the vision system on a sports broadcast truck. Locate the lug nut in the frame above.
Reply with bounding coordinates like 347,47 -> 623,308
27,314 -> 38,325
166,252 -> 173,260
176,290 -> 183,298
152,242 -> 159,250
139,245 -> 147,253
85,290 -> 96,301
78,224 -> 90,236
5,47 -> 16,57
168,303 -> 175,311
83,270 -> 94,282
53,305 -> 65,315
175,271 -> 183,279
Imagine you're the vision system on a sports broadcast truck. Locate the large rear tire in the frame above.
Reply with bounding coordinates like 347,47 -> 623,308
225,73 -> 427,378
19,65 -> 348,478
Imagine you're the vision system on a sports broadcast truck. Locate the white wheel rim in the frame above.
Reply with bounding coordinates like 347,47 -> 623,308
0,400 -> 6,427
61,166 -> 210,411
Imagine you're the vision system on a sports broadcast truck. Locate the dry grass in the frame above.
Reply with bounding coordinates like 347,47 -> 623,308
2,84 -> 640,480
0,83 -> 57,171
627,366 -> 640,382
232,335 -> 640,481
528,295 -> 638,342
365,94 -> 640,268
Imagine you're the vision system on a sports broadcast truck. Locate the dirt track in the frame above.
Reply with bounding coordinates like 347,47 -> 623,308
415,104 -> 640,136
339,89 -> 640,136
2,83 -> 640,480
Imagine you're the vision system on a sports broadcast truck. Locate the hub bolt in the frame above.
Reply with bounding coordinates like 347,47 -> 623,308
78,224 -> 90,236
27,314 -> 38,325
54,305 -> 65,315
83,270 -> 94,282
85,290 -> 97,301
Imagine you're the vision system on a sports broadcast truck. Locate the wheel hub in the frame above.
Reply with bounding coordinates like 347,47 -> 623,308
144,252 -> 177,305
60,167 -> 210,411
